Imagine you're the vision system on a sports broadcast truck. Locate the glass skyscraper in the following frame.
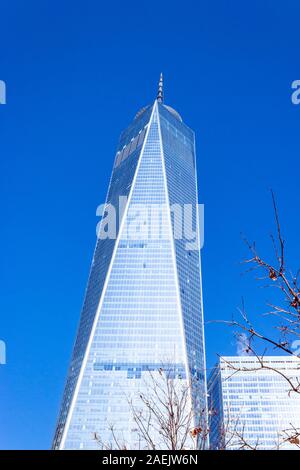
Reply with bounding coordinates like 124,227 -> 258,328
53,76 -> 207,450
208,356 -> 300,450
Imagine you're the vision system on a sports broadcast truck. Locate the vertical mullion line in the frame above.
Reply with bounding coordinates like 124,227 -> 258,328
193,129 -> 208,448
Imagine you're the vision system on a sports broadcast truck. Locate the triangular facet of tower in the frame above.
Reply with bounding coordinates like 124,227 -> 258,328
59,103 -> 188,449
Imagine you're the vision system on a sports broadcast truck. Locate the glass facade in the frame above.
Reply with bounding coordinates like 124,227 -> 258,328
53,99 -> 206,449
208,356 -> 300,450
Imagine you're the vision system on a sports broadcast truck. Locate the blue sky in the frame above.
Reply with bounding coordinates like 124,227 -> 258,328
0,0 -> 299,450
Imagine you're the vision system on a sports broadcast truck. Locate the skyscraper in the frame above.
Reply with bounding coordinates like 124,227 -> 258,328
208,356 -> 300,450
53,75 -> 207,450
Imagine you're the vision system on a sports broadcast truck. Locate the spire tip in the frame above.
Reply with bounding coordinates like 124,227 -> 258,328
157,73 -> 163,103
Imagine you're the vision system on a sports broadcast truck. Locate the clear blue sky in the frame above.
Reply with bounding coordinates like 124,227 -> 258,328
0,0 -> 299,450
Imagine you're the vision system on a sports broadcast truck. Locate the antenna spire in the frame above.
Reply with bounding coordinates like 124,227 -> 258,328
157,73 -> 163,103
